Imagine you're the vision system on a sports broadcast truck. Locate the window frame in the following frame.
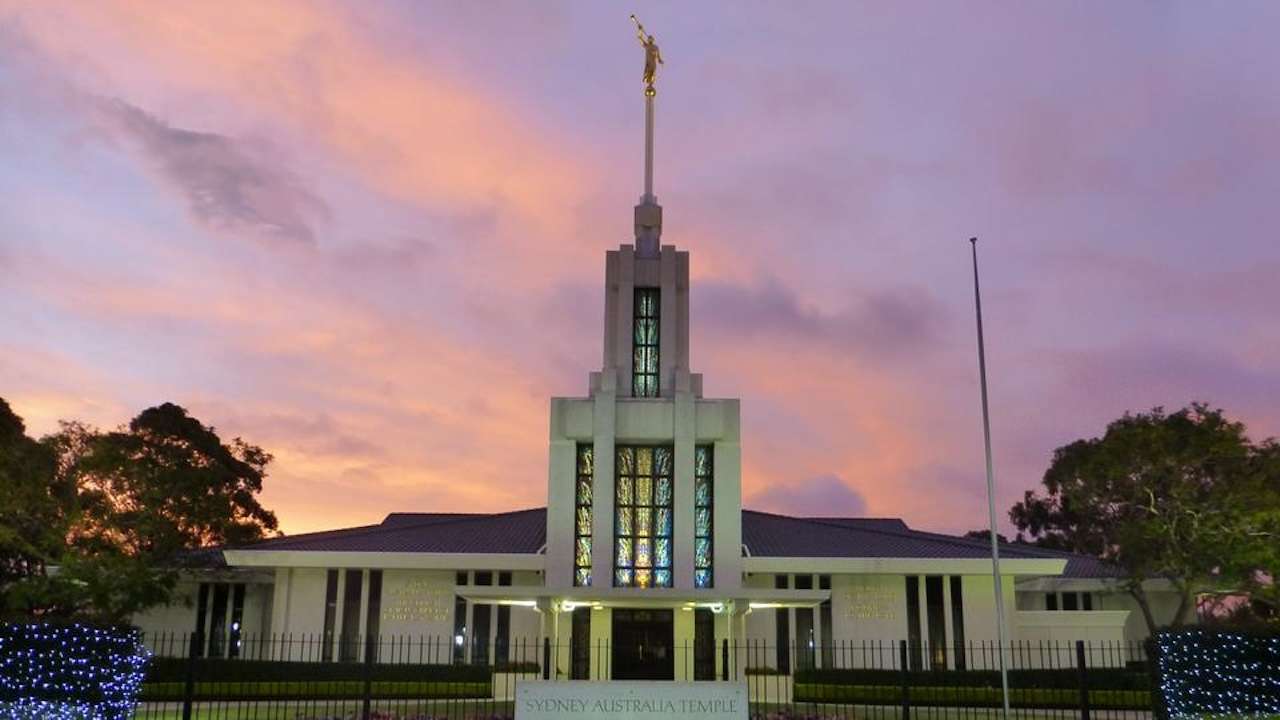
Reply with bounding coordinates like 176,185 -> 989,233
613,445 -> 674,588
694,445 -> 714,588
632,288 -> 660,397
573,444 -> 593,587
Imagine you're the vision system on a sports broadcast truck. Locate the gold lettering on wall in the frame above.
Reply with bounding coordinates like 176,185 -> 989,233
381,579 -> 452,623
844,584 -> 897,621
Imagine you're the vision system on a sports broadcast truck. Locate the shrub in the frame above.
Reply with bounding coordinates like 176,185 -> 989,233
0,623 -> 150,720
144,657 -> 490,684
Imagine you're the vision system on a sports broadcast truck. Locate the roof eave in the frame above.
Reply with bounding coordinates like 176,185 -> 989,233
744,556 -> 1068,576
223,549 -> 546,571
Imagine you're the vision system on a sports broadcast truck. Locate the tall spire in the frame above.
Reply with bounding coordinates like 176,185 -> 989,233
631,15 -> 663,257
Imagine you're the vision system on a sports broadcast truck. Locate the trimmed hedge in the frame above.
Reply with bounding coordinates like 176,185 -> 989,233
793,683 -> 1152,710
139,680 -> 490,702
794,666 -> 1150,691
145,657 -> 490,684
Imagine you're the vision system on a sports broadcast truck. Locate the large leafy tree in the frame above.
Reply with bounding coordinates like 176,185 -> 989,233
1011,403 -> 1280,633
0,400 -> 279,622
0,400 -> 69,602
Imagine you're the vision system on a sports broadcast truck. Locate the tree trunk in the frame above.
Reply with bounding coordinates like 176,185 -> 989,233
1129,583 -> 1159,635
1170,585 -> 1196,627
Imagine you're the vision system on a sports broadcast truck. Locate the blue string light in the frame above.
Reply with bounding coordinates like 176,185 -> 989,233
1154,629 -> 1280,717
0,622 -> 151,720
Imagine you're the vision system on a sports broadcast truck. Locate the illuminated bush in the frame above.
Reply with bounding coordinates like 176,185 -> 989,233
0,623 -> 150,720
1153,628 -> 1280,717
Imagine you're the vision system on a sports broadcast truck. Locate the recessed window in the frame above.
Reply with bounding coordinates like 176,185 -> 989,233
694,445 -> 714,588
574,444 -> 593,587
632,288 -> 660,397
614,446 -> 673,587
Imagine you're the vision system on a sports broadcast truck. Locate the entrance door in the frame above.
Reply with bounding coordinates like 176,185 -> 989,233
611,609 -> 674,680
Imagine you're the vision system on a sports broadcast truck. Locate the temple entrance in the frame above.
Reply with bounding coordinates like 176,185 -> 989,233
611,608 -> 674,680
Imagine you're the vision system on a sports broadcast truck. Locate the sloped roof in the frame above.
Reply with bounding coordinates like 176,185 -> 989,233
740,510 -> 1124,578
229,507 -> 1121,578
236,508 -> 547,554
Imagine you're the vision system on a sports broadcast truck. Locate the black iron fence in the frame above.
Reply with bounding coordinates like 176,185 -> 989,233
128,633 -> 1159,719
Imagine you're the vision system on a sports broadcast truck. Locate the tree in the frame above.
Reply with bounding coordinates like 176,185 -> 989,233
1011,403 -> 1280,633
963,529 -> 1010,544
0,400 -> 279,622
0,400 -> 69,604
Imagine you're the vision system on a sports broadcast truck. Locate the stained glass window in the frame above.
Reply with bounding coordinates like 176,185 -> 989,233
614,445 -> 673,587
694,445 -> 714,588
573,444 -> 593,586
632,288 -> 660,397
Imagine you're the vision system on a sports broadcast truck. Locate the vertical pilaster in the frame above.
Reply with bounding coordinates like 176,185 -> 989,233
713,403 -> 743,591
592,391 -> 616,587
673,390 -> 696,588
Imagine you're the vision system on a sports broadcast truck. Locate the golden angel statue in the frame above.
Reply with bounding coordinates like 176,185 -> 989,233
630,15 -> 663,95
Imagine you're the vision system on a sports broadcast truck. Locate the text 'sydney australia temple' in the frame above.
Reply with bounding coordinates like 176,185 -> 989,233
132,22 -> 1187,681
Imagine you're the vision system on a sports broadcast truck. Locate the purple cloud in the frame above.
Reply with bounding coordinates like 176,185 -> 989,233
747,474 -> 868,517
697,278 -> 946,359
95,99 -> 329,246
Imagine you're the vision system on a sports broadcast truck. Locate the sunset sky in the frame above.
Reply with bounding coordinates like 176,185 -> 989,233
2,2 -> 1278,535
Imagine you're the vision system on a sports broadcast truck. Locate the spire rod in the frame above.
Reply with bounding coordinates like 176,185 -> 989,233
644,90 -> 655,202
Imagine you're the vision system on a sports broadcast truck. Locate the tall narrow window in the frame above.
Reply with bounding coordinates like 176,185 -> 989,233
208,583 -> 229,658
775,574 -> 791,674
194,583 -> 210,657
819,575 -> 834,669
570,607 -> 591,679
694,445 -> 714,588
694,609 -> 716,680
795,575 -> 814,670
574,444 -> 593,587
453,573 -> 468,663
228,584 -> 245,659
632,288 -> 660,397
339,569 -> 363,662
496,572 -> 511,664
614,446 -> 673,587
322,570 -> 339,661
925,576 -> 947,669
905,576 -> 922,670
365,570 -> 383,661
949,576 -> 966,670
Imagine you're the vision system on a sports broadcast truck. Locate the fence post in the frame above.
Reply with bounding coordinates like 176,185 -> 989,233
898,639 -> 911,720
543,637 -> 552,680
721,639 -> 729,681
361,635 -> 374,720
181,631 -> 201,720
1075,640 -> 1090,720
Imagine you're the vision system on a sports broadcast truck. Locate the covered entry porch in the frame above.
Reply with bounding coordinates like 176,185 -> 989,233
459,586 -> 827,681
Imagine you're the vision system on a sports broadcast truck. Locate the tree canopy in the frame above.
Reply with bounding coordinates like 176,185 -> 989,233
1011,403 -> 1280,632
0,400 -> 278,623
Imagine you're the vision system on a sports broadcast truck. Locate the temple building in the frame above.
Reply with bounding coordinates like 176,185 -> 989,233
132,57 -> 1188,680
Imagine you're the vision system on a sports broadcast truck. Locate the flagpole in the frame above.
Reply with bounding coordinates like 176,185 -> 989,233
970,237 -> 1011,718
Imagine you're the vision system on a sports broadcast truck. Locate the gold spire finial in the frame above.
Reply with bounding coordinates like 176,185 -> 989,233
630,14 -> 663,96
